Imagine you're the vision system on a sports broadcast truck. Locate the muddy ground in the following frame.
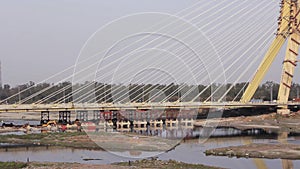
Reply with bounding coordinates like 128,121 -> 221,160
0,159 -> 223,169
194,112 -> 300,133
196,111 -> 300,160
205,143 -> 300,159
0,131 -> 179,152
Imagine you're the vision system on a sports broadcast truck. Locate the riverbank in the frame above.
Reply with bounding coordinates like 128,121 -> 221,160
205,143 -> 300,159
2,111 -> 300,165
0,131 -> 179,152
0,159 -> 224,169
198,111 -> 300,160
194,112 -> 300,133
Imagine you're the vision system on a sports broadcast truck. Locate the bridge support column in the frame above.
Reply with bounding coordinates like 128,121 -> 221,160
149,120 -> 163,129
112,111 -> 118,130
40,111 -> 49,125
165,119 -> 179,129
277,108 -> 290,115
117,120 -> 130,132
133,120 -> 147,131
76,111 -> 88,121
240,0 -> 300,114
180,118 -> 194,129
59,111 -> 71,124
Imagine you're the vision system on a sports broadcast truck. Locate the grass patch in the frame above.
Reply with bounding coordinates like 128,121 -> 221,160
0,132 -> 89,148
116,159 -> 223,169
0,162 -> 28,169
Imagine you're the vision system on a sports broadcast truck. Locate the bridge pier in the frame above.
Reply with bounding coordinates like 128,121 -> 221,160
276,103 -> 291,115
180,118 -> 194,129
133,120 -> 147,131
117,120 -> 131,132
166,119 -> 179,129
112,111 -> 118,130
76,110 -> 88,121
105,121 -> 114,132
149,119 -> 163,129
58,111 -> 71,124
277,108 -> 290,115
40,111 -> 50,125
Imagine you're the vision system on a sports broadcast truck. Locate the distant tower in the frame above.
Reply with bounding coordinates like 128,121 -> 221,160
0,61 -> 2,88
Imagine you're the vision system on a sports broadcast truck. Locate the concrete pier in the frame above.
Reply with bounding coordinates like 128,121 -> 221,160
133,120 -> 148,131
149,120 -> 163,129
40,111 -> 50,124
105,121 -> 114,132
165,119 -> 179,129
58,111 -> 71,124
117,120 -> 131,132
180,118 -> 194,129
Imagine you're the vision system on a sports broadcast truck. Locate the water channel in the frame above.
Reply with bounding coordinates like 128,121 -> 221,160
0,126 -> 299,169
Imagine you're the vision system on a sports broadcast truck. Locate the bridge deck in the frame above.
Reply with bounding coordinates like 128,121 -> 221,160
0,101 -> 285,113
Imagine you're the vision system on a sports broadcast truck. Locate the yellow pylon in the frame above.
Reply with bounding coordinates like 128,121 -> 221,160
241,0 -> 300,114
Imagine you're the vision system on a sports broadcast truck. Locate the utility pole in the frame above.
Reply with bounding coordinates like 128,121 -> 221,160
266,81 -> 273,102
297,86 -> 299,99
18,86 -> 21,104
270,84 -> 273,102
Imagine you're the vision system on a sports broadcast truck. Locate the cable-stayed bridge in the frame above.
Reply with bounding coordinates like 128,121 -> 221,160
0,102 -> 281,113
1,0 -> 300,116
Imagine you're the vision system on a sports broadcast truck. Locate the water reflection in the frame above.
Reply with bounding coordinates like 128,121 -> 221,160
237,132 -> 295,169
1,133 -> 300,169
1,118 -> 300,169
107,119 -> 297,169
278,132 -> 293,169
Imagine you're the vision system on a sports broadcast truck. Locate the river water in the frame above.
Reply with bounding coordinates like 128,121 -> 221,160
0,131 -> 299,169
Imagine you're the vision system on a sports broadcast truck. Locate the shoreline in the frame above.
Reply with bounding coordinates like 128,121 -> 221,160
2,112 -> 300,163
0,131 -> 180,152
205,143 -> 300,160
0,159 -> 224,169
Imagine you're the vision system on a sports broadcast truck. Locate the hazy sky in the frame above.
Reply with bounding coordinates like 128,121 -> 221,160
0,0 -> 197,86
0,0 -> 298,86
